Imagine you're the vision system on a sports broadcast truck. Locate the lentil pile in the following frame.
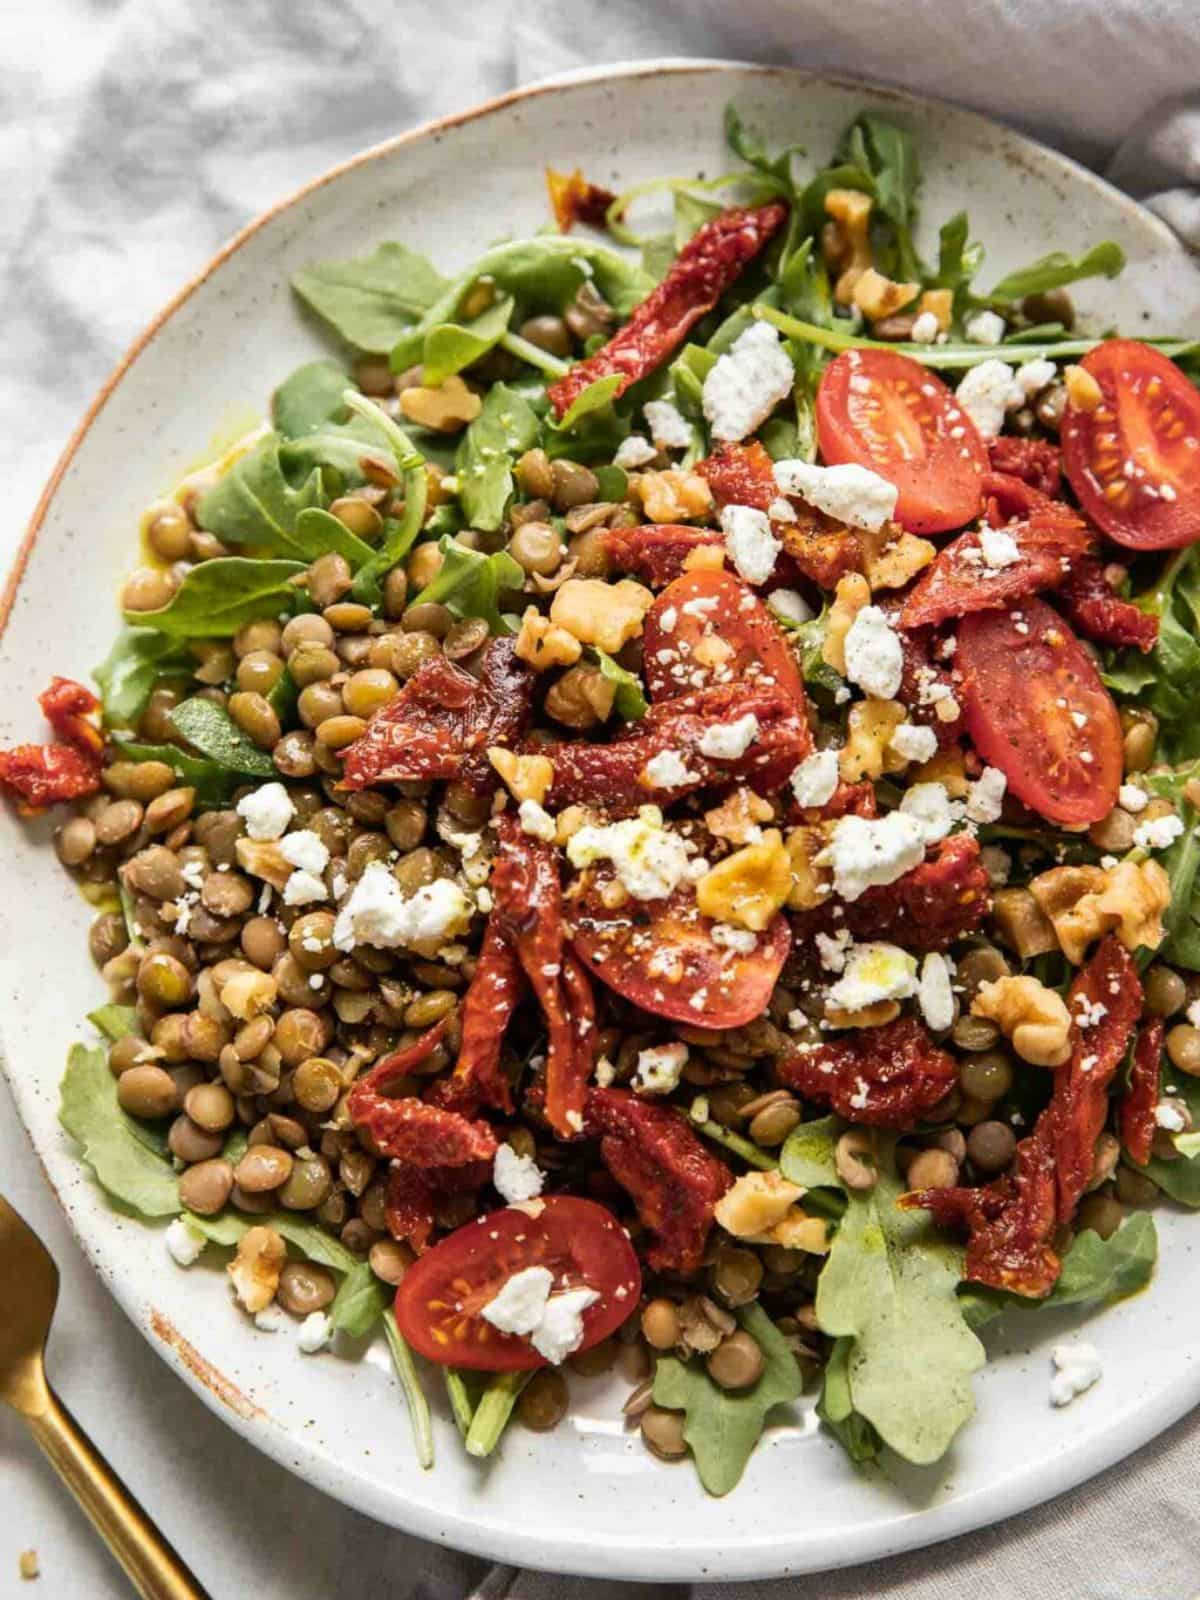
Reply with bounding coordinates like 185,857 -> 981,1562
7,101 -> 1200,1491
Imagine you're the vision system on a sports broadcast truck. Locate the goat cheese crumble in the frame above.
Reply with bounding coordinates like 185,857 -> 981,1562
720,504 -> 780,585
978,525 -> 1021,569
966,767 -> 1008,825
1133,813 -> 1185,851
698,714 -> 759,760
518,798 -> 558,841
165,1218 -> 206,1267
1050,1341 -> 1103,1407
964,310 -> 1006,345
910,310 -> 940,343
613,434 -> 658,469
768,588 -> 814,626
333,862 -> 474,952
772,459 -> 899,532
567,807 -> 693,900
790,749 -> 840,809
493,1144 -> 545,1204
633,1042 -> 689,1095
297,1312 -> 332,1354
955,359 -> 1024,439
826,942 -> 918,1011
918,952 -> 955,1033
890,722 -> 939,764
701,321 -> 795,443
643,398 -> 693,449
843,605 -> 904,700
643,750 -> 701,789
818,812 -> 927,901
236,782 -> 295,841
480,1268 -> 598,1364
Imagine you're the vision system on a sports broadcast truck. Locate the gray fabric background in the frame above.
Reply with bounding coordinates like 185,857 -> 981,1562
3,2 -> 1200,1594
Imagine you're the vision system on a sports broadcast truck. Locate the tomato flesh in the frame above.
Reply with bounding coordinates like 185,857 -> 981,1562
394,1195 -> 640,1370
567,865 -> 791,1028
641,569 -> 806,706
956,597 -> 1122,826
816,348 -> 987,534
1061,339 -> 1200,550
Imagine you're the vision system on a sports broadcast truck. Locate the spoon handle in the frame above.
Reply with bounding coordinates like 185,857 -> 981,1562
27,1383 -> 207,1599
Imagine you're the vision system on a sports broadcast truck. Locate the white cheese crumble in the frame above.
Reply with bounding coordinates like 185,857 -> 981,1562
567,807 -> 693,900
531,1287 -> 600,1365
279,830 -> 330,876
1133,813 -> 1185,852
899,782 -> 961,844
966,767 -> 1008,824
481,1265 -> 554,1336
633,1042 -> 689,1096
332,862 -> 473,952
768,495 -> 798,523
815,928 -> 853,973
711,923 -> 758,954
955,359 -> 1024,439
1050,1341 -> 1102,1407
613,434 -> 658,470
720,504 -> 780,585
890,722 -> 939,765
493,1144 -> 545,1204
1118,783 -> 1148,813
1155,1101 -> 1187,1133
910,310 -> 940,344
964,310 -> 1006,346
642,750 -> 701,789
698,714 -> 759,760
791,749 -> 840,809
978,526 -> 1021,569
773,459 -> 899,532
643,398 -> 693,450
918,952 -> 955,1033
843,605 -> 904,700
518,798 -> 558,841
254,1306 -> 287,1333
767,588 -> 813,626
297,1311 -> 332,1354
701,321 -> 795,443
236,782 -> 294,841
818,812 -> 927,902
165,1218 -> 206,1267
1015,358 -> 1057,398
283,870 -> 330,907
826,942 -> 918,1012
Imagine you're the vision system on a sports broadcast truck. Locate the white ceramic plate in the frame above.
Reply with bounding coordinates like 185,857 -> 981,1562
4,62 -> 1200,1585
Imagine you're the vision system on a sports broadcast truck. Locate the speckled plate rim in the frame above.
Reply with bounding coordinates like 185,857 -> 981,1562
3,59 -> 1200,1584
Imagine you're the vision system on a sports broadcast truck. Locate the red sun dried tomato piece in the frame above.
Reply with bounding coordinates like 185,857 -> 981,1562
981,470 -> 1054,528
604,524 -> 724,586
699,438 -> 776,513
544,681 -> 810,812
891,622 -> 964,748
385,1159 -> 492,1255
40,677 -> 104,756
987,436 -> 1063,499
340,639 -> 533,792
547,203 -> 787,418
584,1087 -> 731,1273
545,167 -> 618,232
641,569 -> 806,707
0,743 -> 102,810
492,815 -> 595,1139
899,509 -> 1089,631
791,834 -> 991,955
1120,1019 -> 1165,1169
776,1016 -> 958,1129
348,1021 -> 498,1165
783,778 -> 876,827
1056,554 -> 1159,653
443,919 -> 524,1115
1053,935 -> 1142,1218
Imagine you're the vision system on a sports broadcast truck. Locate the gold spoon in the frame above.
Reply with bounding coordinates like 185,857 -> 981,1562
0,1194 -> 207,1598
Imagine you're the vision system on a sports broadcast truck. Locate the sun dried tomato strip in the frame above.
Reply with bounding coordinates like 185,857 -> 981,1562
892,622 -> 964,747
1120,1019 -> 1164,1168
899,509 -> 1089,630
584,1087 -> 731,1273
545,681 -> 810,811
982,470 -> 1054,527
1056,554 -> 1159,653
446,919 -> 524,1115
604,525 -> 722,585
987,436 -> 1063,499
547,203 -> 787,418
1054,934 -> 1142,1217
492,815 -> 595,1139
776,1016 -> 958,1129
546,166 -> 618,231
791,834 -> 991,954
700,438 -> 776,512
385,1159 -> 491,1255
348,1019 -> 498,1165
0,743 -> 102,810
340,639 -> 533,791
40,677 -> 104,756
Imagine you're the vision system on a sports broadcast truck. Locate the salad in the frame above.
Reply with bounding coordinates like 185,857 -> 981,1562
6,101 -> 1200,1496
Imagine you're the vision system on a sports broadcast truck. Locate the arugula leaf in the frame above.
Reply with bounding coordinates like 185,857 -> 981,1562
338,391 -> 429,605
542,372 -> 631,463
112,738 -> 235,807
1143,764 -> 1200,969
330,1262 -> 391,1337
195,434 -> 324,554
929,211 -> 985,310
88,1004 -> 139,1042
126,557 -> 305,638
962,1214 -> 1159,1326
411,537 -> 523,634
292,242 -> 448,352
59,1044 -> 180,1217
815,1130 -> 984,1465
674,188 -> 726,248
641,233 -> 677,282
1104,550 -> 1200,764
395,294 -> 515,387
463,1370 -> 533,1458
456,383 -> 541,531
94,628 -> 192,728
271,360 -> 356,438
818,1336 -> 881,1465
593,648 -> 647,721
382,1311 -> 434,1468
983,241 -> 1126,305
789,609 -> 847,701
837,114 -> 921,280
779,1115 -> 841,1187
168,699 -> 277,778
653,1303 -> 802,1496
286,506 -> 375,570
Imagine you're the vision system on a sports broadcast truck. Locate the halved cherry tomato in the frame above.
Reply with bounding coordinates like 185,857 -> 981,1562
394,1195 -> 640,1370
566,865 -> 791,1028
816,349 -> 987,534
956,597 -> 1122,825
1061,339 -> 1200,550
641,569 -> 806,705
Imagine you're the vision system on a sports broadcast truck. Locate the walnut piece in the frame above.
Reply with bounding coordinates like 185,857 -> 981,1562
550,577 -> 654,653
488,747 -> 555,805
513,605 -> 582,670
822,572 -> 871,676
839,698 -> 906,784
1029,859 -> 1171,963
695,830 -> 792,931
972,975 -> 1072,1067
228,1225 -> 286,1313
824,189 -> 874,305
852,266 -> 920,322
634,469 -> 713,524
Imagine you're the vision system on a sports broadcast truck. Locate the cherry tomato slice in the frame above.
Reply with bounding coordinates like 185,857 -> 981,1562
816,348 -> 987,534
566,866 -> 791,1028
641,569 -> 806,706
394,1195 -> 640,1370
1061,339 -> 1200,550
956,597 -> 1122,826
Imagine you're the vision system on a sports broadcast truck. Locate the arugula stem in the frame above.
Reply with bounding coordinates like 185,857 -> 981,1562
605,172 -> 754,246
382,1312 -> 435,1470
499,330 -> 568,378
463,1370 -> 531,1458
443,1368 -> 478,1440
342,390 -> 424,471
690,1106 -> 778,1171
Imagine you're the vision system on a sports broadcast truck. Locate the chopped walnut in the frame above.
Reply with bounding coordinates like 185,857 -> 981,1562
992,886 -> 1059,959
549,577 -> 654,653
544,664 -> 615,729
972,975 -> 1072,1068
912,746 -> 970,798
1029,859 -> 1171,963
488,747 -> 555,805
853,266 -> 920,322
1093,859 -> 1171,955
705,787 -> 775,845
695,830 -> 792,931
234,837 -> 292,891
822,572 -> 871,676
918,287 -> 953,331
839,697 -> 907,784
860,527 -> 936,590
398,374 -> 482,432
514,605 -> 582,670
824,189 -> 874,305
634,468 -> 713,524
714,1170 -> 803,1236
681,543 -> 726,572
785,824 -> 832,911
228,1224 -> 286,1313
